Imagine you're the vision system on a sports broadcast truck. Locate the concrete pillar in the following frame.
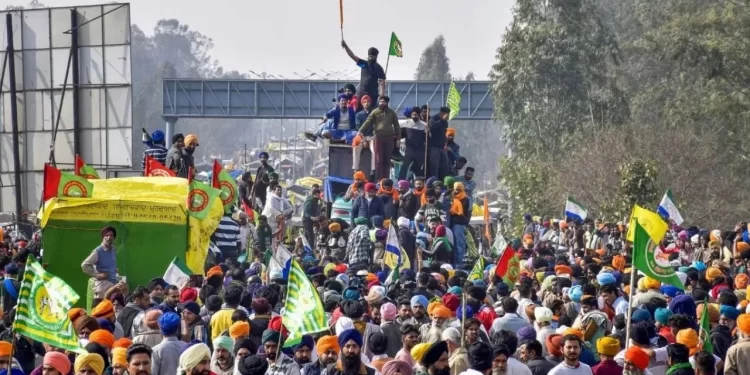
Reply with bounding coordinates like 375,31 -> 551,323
164,116 -> 178,145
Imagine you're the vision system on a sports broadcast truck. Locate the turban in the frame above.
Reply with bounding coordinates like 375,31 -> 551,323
261,329 -> 280,344
421,341 -> 448,367
676,329 -> 700,355
691,261 -> 707,272
631,309 -> 651,323
206,266 -> 223,279
597,273 -> 616,286
111,347 -> 127,367
534,307 -> 553,323
381,303 -> 397,321
180,288 -> 198,303
145,310 -> 163,329
411,295 -> 428,309
612,255 -> 625,272
710,229 -> 721,242
91,299 -> 115,319
467,342 -> 492,372
446,128 -> 456,137
101,227 -> 116,238
441,294 -> 459,312
338,328 -> 363,348
214,336 -> 235,353
643,277 -> 661,290
341,300 -> 364,318
517,326 -> 536,342
88,329 -> 115,349
68,308 -> 86,323
624,346 -> 650,371
44,352 -> 71,375
230,321 -> 250,339
720,305 -> 741,320
113,338 -> 132,349
97,318 -> 113,333
316,335 -> 340,356
328,223 -> 342,233
447,286 -> 462,296
353,171 -> 366,180
183,302 -> 201,316
382,360 -> 413,375
669,294 -> 697,318
597,337 -> 620,357
179,343 -> 211,372
397,217 -> 410,229
258,151 -> 269,159
697,303 -> 720,323
184,134 -> 199,146
75,316 -> 100,334
555,265 -> 572,276
354,217 -> 369,226
568,285 -> 583,302
738,242 -> 750,255
736,274 -> 750,289
432,305 -> 452,319
293,335 -> 315,353
737,314 -> 750,335
365,183 -> 376,192
654,308 -> 673,325
397,180 -> 410,190
706,267 -> 723,282
546,334 -> 563,357
158,312 -> 181,335
411,343 -> 431,363
75,353 -> 105,375
238,355 -> 268,375
660,285 -> 682,298
444,176 -> 456,189
563,328 -> 584,340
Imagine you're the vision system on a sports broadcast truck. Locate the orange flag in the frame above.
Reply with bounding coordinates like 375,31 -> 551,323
144,155 -> 176,177
483,196 -> 491,242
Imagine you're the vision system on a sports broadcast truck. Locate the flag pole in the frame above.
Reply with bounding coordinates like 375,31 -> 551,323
385,54 -> 391,77
624,220 -> 638,349
460,290 -> 466,347
339,0 -> 344,41
424,104 -> 430,179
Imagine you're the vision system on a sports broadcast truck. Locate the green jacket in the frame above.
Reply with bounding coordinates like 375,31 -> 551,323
358,107 -> 400,137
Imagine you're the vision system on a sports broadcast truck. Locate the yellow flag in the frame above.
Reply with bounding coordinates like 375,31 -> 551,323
627,205 -> 668,243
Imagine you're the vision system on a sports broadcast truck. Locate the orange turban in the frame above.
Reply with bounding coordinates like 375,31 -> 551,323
68,308 -> 86,323
366,273 -> 378,284
563,328 -> 584,340
523,234 -> 534,246
697,303 -> 720,324
710,229 -> 721,242
738,242 -> 750,256
206,266 -> 223,279
736,274 -> 750,289
91,300 -> 115,319
624,346 -> 650,371
89,329 -> 115,349
432,305 -> 453,319
229,321 -> 250,339
706,267 -> 723,282
676,329 -> 700,355
545,334 -> 563,357
112,338 -> 132,349
555,265 -> 572,276
611,255 -> 625,272
737,314 -> 750,335
316,335 -> 340,356
427,301 -> 442,316
0,341 -> 11,356
353,171 -> 366,181
446,128 -> 456,137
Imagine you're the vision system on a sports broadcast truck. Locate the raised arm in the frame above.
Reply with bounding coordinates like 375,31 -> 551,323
341,40 -> 361,63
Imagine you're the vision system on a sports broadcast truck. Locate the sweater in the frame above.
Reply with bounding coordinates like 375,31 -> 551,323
358,107 -> 400,137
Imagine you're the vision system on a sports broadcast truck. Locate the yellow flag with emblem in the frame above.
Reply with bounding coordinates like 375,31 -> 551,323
626,204 -> 668,243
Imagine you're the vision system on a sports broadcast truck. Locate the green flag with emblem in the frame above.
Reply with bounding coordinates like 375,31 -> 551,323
13,257 -> 82,352
389,32 -> 403,57
447,81 -> 461,120
282,259 -> 328,347
699,300 -> 713,353
211,160 -> 238,214
187,179 -> 221,219
633,219 -> 684,289
468,257 -> 485,282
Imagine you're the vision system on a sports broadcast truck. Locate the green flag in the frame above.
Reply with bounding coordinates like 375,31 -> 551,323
187,179 -> 220,219
389,32 -> 403,57
14,257 -> 82,352
76,155 -> 100,179
282,260 -> 328,347
699,300 -> 713,353
468,257 -> 485,282
447,81 -> 461,120
212,160 -> 238,214
633,219 -> 684,289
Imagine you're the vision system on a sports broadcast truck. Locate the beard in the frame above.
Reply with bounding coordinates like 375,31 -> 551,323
492,369 -> 507,375
266,352 -> 277,361
191,369 -> 209,375
342,353 -> 361,373
564,353 -> 579,362
623,370 -> 643,375
432,367 -> 450,375
295,357 -> 311,365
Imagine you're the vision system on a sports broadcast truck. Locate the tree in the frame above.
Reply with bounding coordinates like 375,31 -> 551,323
414,35 -> 452,81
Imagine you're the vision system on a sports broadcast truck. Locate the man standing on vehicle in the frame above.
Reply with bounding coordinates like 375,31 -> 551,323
165,133 -> 186,177
81,226 -> 119,299
340,41 -> 386,111
141,130 -> 168,170
398,107 -> 427,181
357,97 -> 401,181
302,185 -> 323,248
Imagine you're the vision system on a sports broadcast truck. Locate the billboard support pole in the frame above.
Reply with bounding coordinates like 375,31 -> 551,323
70,9 -> 82,157
6,13 -> 24,222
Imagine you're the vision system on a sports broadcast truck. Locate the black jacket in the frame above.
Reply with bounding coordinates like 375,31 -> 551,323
428,114 -> 448,148
398,191 -> 419,220
351,195 -> 386,227
526,357 -> 556,375
398,227 -> 416,266
449,197 -> 471,226
403,123 -> 426,150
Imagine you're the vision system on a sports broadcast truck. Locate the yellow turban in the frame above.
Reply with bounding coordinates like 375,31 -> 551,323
229,321 -> 250,339
676,329 -> 700,356
179,343 -> 211,373
596,337 -> 620,357
637,277 -> 647,292
737,314 -> 750,335
411,343 -> 431,362
643,277 -> 661,290
112,347 -> 127,367
185,134 -> 199,147
75,353 -> 105,375
328,223 -> 342,233
324,263 -> 335,275
316,335 -> 340,356
706,267 -> 723,282
697,303 -> 720,324
563,328 -> 584,340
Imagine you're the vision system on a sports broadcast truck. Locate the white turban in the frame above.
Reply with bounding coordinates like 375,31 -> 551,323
675,271 -> 688,286
534,307 -> 553,323
179,343 -> 211,373
397,217 -> 410,228
441,327 -> 462,344
440,264 -> 454,272
691,234 -> 700,245
335,317 -> 354,335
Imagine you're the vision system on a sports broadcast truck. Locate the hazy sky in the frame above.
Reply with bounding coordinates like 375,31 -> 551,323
40,0 -> 515,80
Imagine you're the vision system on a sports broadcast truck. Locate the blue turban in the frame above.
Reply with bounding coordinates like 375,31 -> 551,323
517,326 -> 536,342
338,329 -> 363,348
376,271 -> 387,283
375,230 -> 388,241
447,286 -> 463,295
371,216 -> 384,228
258,151 -> 269,159
660,285 -> 683,298
338,93 -> 349,101
158,312 -> 181,335
690,261 -> 707,272
343,287 -> 360,301
669,294 -> 697,318
411,295 -> 428,309
456,305 -> 474,320
597,273 -> 616,286
611,271 -> 623,285
631,309 -> 652,323
568,285 -> 583,302
4,263 -> 18,275
472,280 -> 487,288
654,307 -> 673,325
293,335 -> 315,352
720,305 -> 741,320
403,107 -> 413,117
96,318 -> 114,333
3,279 -> 18,300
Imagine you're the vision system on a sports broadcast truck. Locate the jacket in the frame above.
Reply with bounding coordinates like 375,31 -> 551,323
402,119 -> 427,150
351,195 -> 386,227
324,106 -> 357,131
447,141 -> 460,166
380,194 -> 397,220
356,109 -> 374,136
526,357 -> 556,375
428,115 -> 448,148
449,197 -> 471,226
397,226 -> 416,267
398,190 -> 419,219
725,338 -> 750,375
358,107 -> 400,137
